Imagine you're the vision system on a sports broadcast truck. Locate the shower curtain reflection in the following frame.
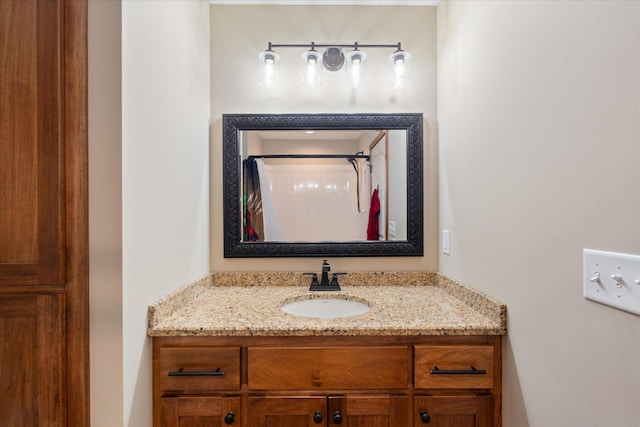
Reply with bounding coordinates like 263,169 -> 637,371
242,157 -> 282,241
256,158 -> 281,241
262,162 -> 369,241
242,158 -> 263,241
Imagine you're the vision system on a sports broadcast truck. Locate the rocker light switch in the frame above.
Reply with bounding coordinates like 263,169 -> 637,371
583,249 -> 640,316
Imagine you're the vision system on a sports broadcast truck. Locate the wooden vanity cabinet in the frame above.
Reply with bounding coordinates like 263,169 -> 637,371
153,335 -> 501,427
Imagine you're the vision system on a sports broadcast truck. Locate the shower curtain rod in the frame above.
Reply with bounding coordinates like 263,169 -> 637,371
249,154 -> 370,160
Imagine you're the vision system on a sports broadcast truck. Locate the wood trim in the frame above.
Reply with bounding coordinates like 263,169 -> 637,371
39,294 -> 67,424
492,336 -> 503,427
64,0 -> 89,424
37,0 -> 66,284
0,285 -> 66,295
369,131 -> 389,239
153,334 -> 495,348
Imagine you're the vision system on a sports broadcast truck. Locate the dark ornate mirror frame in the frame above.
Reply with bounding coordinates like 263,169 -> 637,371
223,113 -> 424,258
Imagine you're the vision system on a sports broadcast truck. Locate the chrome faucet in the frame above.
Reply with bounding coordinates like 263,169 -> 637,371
304,260 -> 343,291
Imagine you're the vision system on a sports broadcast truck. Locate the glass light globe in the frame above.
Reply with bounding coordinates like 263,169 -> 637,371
346,49 -> 367,88
301,49 -> 322,88
258,50 -> 279,88
389,50 -> 411,89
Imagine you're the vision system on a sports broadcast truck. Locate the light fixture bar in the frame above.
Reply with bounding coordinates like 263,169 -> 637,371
250,153 -> 370,160
268,42 -> 402,50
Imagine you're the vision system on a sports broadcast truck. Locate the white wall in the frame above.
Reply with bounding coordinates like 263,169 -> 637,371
121,2 -> 210,426
89,1 -> 123,425
210,4 -> 439,272
437,1 -> 640,426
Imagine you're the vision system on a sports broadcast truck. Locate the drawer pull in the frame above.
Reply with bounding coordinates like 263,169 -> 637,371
430,366 -> 486,375
168,367 -> 225,377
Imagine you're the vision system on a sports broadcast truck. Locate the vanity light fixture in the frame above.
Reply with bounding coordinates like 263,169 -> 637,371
258,42 -> 411,89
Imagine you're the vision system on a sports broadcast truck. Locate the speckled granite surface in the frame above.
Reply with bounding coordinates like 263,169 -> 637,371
147,272 -> 507,337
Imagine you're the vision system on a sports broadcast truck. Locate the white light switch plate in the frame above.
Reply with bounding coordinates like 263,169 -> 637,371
583,249 -> 640,316
442,230 -> 450,255
388,221 -> 396,238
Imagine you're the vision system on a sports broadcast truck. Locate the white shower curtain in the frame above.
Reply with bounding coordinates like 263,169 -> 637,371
262,163 -> 369,241
255,158 -> 282,241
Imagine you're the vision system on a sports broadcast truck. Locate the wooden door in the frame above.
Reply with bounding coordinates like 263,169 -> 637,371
414,396 -> 493,427
329,395 -> 409,427
0,0 -> 88,424
247,396 -> 326,427
160,396 -> 241,427
0,294 -> 65,425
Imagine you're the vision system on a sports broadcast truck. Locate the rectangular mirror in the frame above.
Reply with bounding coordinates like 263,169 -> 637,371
223,114 -> 423,257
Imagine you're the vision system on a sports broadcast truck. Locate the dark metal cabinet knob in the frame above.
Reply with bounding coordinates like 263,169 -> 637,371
333,410 -> 343,424
313,411 -> 323,424
420,410 -> 431,423
224,412 -> 235,425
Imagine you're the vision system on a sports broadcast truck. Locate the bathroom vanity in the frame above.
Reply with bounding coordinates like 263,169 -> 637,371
148,272 -> 507,427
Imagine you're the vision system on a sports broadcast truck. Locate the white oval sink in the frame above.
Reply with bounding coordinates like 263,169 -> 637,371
281,297 -> 371,319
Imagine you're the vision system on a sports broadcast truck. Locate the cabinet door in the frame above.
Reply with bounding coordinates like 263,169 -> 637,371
329,395 -> 409,427
247,396 -> 326,427
0,294 -> 65,425
0,0 -> 66,286
160,396 -> 241,427
414,396 -> 493,427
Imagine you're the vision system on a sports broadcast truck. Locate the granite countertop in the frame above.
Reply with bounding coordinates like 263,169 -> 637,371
147,272 -> 507,337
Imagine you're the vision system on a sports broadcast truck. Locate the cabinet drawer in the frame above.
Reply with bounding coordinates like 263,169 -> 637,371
414,345 -> 494,389
158,347 -> 240,392
248,346 -> 408,390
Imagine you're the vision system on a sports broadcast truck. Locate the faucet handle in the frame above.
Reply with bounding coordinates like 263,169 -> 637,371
303,272 -> 319,288
330,272 -> 346,287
